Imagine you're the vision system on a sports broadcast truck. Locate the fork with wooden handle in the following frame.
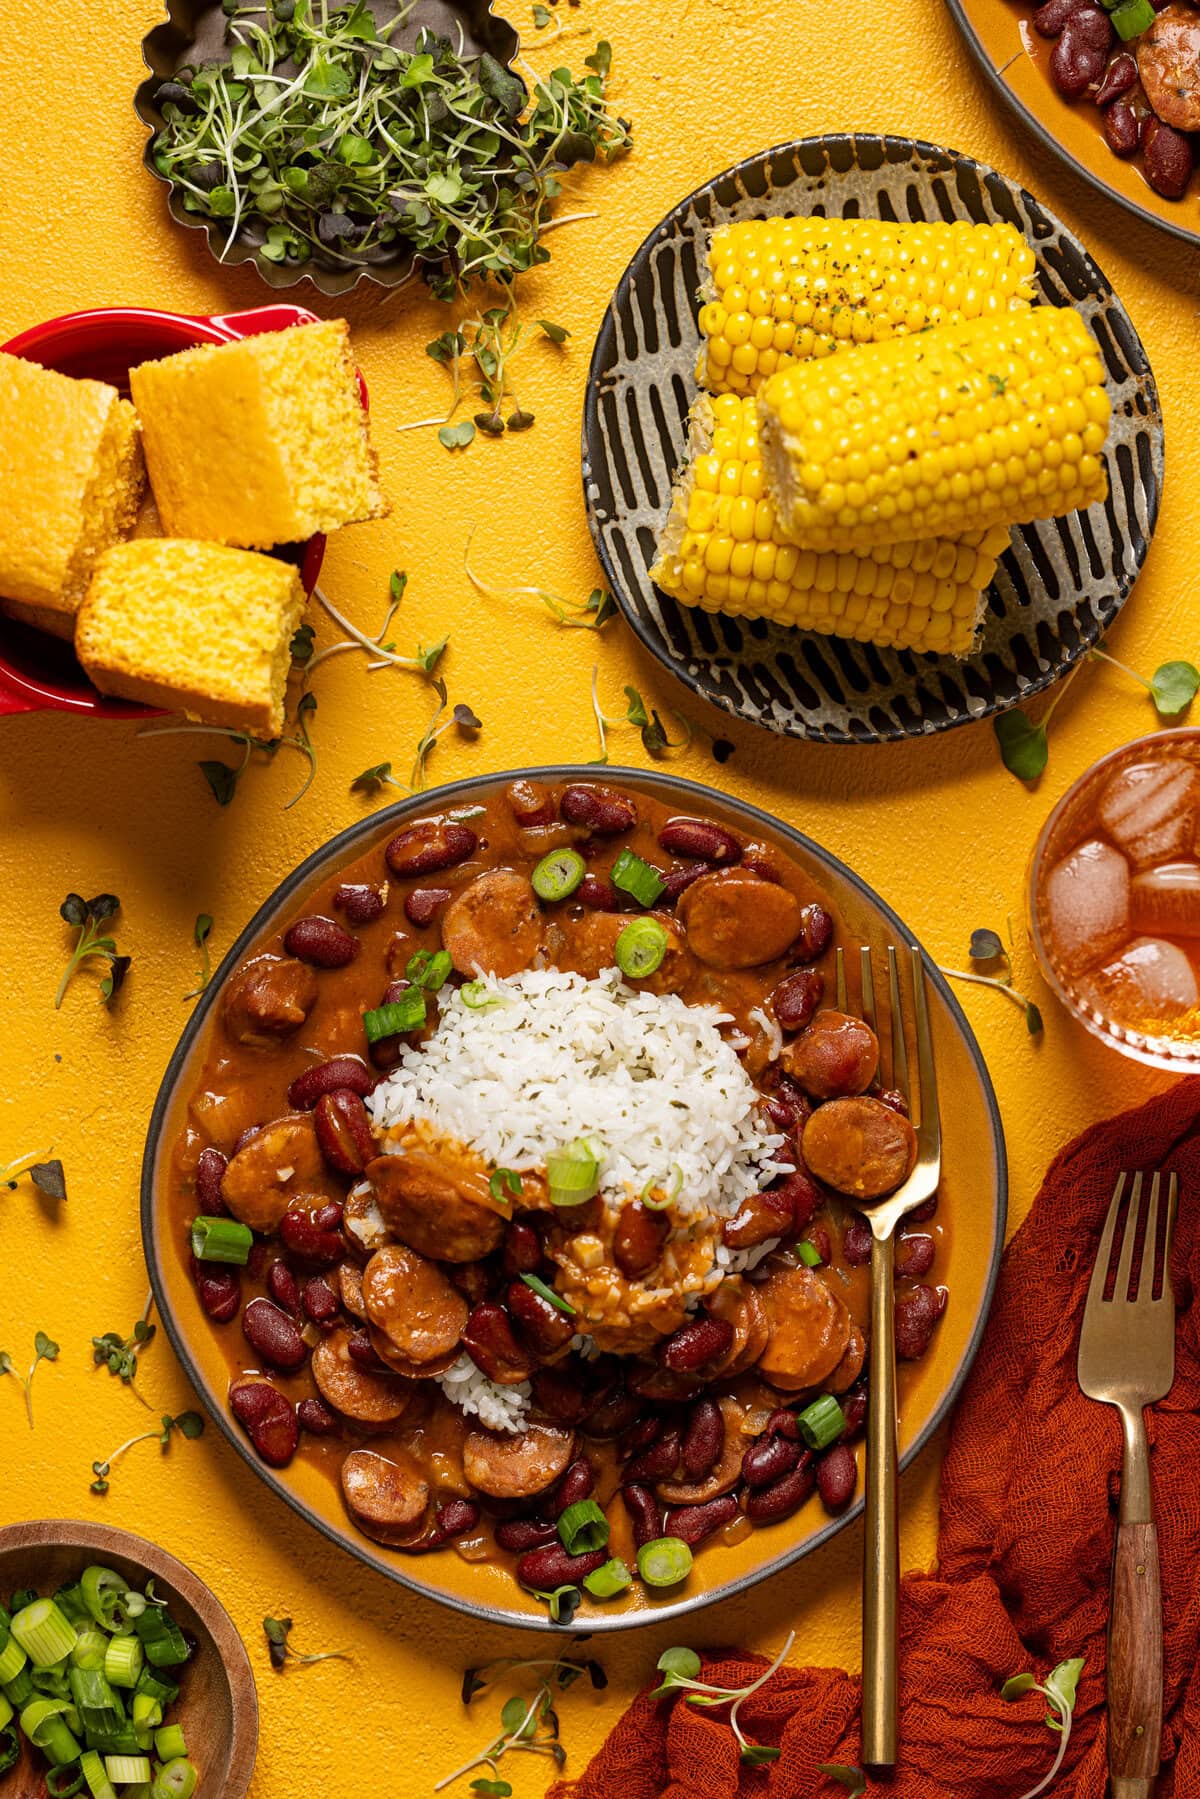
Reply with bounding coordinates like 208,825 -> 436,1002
835,944 -> 942,1768
1077,1170 -> 1178,1799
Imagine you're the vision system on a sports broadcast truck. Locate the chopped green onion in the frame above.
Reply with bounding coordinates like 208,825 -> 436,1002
20,1696 -> 79,1765
103,1635 -> 142,1690
47,1767 -> 85,1798
546,1134 -> 604,1206
531,847 -> 586,902
67,1665 -> 124,1736
132,1610 -> 189,1669
796,1392 -> 846,1450
363,990 -> 427,1041
1110,0 -> 1154,34
12,1599 -> 76,1669
459,979 -> 506,1011
636,1537 -> 694,1588
796,1239 -> 824,1268
0,1606 -> 9,1658
104,1755 -> 151,1784
489,1168 -> 522,1204
0,1695 -> 10,1732
520,1272 -> 576,1315
31,1667 -> 71,1701
640,1164 -> 683,1211
0,1638 -> 27,1685
154,1722 -> 187,1761
405,948 -> 453,991
80,1569 -> 131,1636
611,848 -> 666,907
558,1498 -> 609,1556
80,1747 -> 118,1799
70,1629 -> 108,1672
615,917 -> 669,980
131,1692 -> 162,1731
189,1214 -> 252,1265
3,1666 -> 33,1708
54,1586 -> 90,1629
151,1758 -> 199,1799
133,1671 -> 178,1706
584,1558 -> 633,1599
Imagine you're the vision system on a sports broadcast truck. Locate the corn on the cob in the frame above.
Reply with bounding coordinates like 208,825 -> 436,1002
697,217 -> 1037,395
757,306 -> 1110,552
651,393 -> 1009,657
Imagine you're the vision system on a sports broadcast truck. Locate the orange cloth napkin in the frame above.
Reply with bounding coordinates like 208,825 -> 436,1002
550,1081 -> 1200,1798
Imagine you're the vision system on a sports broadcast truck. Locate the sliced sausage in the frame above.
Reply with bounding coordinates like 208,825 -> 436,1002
721,1185 -> 797,1250
677,869 -> 803,968
362,1243 -> 467,1365
779,1011 -> 879,1099
312,1327 -> 411,1425
341,1448 -> 429,1543
802,1096 -> 917,1200
368,1152 -> 506,1262
336,1260 -> 368,1319
656,1398 -> 747,1504
342,1182 -> 388,1257
552,910 -> 693,992
705,1277 -> 770,1377
756,1265 -> 852,1392
462,1422 -> 576,1499
220,1113 -> 330,1232
441,870 -> 545,977
368,1328 -> 462,1380
221,954 -> 318,1046
827,1322 -> 867,1393
1138,6 -> 1200,131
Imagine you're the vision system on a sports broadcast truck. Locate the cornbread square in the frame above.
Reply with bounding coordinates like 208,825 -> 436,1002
75,539 -> 307,739
130,319 -> 388,548
0,354 -> 145,639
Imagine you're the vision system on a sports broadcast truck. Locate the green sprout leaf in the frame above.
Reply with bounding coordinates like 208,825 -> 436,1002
657,1647 -> 701,1680
30,1160 -> 67,1201
969,928 -> 1004,962
537,319 -> 570,343
2,1330 -> 60,1428
816,1767 -> 867,1796
199,759 -> 241,806
1002,1672 -> 1037,1701
993,709 -> 1048,782
55,894 -> 130,1009
439,420 -> 476,451
184,912 -> 214,1001
92,1297 -> 156,1404
532,3 -> 552,24
263,1613 -> 349,1671
1150,660 -> 1200,717
290,622 -> 315,666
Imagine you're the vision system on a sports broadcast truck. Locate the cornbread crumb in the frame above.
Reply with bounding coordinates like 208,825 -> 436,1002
75,539 -> 307,738
130,319 -> 388,548
0,355 -> 145,638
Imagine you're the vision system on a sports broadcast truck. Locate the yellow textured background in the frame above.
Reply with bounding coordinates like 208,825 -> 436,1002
1,0 -> 1196,1791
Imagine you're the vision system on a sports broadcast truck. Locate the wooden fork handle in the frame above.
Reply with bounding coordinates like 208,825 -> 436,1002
862,1231 -> 899,1766
1108,1520 -> 1162,1785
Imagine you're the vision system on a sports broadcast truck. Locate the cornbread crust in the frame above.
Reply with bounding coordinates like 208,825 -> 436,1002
75,538 -> 307,738
0,357 -> 144,636
130,319 -> 388,549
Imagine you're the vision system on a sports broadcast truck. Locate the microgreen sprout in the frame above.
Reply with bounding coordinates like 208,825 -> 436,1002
262,1615 -> 350,1672
411,679 -> 483,790
437,1652 -> 605,1792
1002,1655 -> 1085,1799
1,1152 -> 65,1200
940,924 -> 1044,1035
140,698 -> 318,810
995,649 -> 1200,781
55,893 -> 130,1009
183,912 -> 214,1001
464,530 -> 616,628
816,1767 -> 867,1795
590,671 -> 699,763
651,1632 -> 794,1766
309,576 -> 447,678
1091,648 -> 1200,718
90,1411 -> 204,1495
0,1331 -> 60,1428
92,1294 -> 156,1407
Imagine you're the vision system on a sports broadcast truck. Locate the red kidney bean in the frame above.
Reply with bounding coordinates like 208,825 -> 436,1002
1103,98 -> 1140,155
843,1217 -> 874,1265
297,1396 -> 340,1436
817,1444 -> 858,1514
552,1457 -> 595,1516
932,1285 -> 949,1319
1070,3 -> 1113,47
841,1384 -> 868,1444
283,915 -> 360,968
742,1434 -> 803,1489
365,978 -> 415,1070
560,785 -> 637,834
625,1429 -> 682,1484
1049,27 -> 1105,97
242,1297 -> 307,1371
577,874 -> 620,912
266,1260 -> 300,1315
230,1381 -> 298,1467
771,970 -> 825,1033
582,1390 -> 643,1438
681,1398 -> 724,1480
347,1329 -> 387,1371
463,1301 -> 536,1383
195,1146 -> 228,1214
792,903 -> 834,964
657,817 -> 742,864
507,1280 -> 575,1357
1095,49 -> 1136,105
895,1285 -> 943,1360
247,1241 -> 269,1280
386,821 -> 477,878
288,1056 -> 375,1109
314,1201 -> 342,1230
301,1275 -> 340,1327
532,1366 -> 589,1426
404,886 -> 452,927
333,883 -> 386,925
619,1415 -> 663,1460
659,864 -> 708,905
516,1543 -> 607,1589
745,1459 -> 817,1522
450,1261 -> 492,1305
501,1220 -> 542,1278
876,1087 -> 909,1118
193,1259 -> 240,1324
666,1493 -> 739,1546
895,1233 -> 935,1278
613,1201 -> 669,1279
1033,0 -> 1087,30
775,1166 -> 824,1234
804,1226 -> 832,1265
506,778 -> 556,827
495,1516 -> 559,1552
765,1408 -> 801,1441
434,1499 -> 480,1541
233,1124 -> 262,1155
658,1316 -> 734,1373
907,1192 -> 938,1224
621,1483 -> 663,1548
280,1205 -> 344,1266
1144,117 -> 1193,197
314,1089 -> 376,1177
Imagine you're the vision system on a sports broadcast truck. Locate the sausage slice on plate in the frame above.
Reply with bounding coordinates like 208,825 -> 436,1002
368,1152 -> 506,1263
220,1113 -> 330,1232
312,1327 -> 411,1425
441,870 -> 546,977
362,1243 -> 467,1365
462,1422 -> 576,1498
656,1398 -> 746,1504
705,1277 -> 770,1377
779,1011 -> 879,1099
222,954 -> 318,1046
756,1265 -> 852,1391
341,1448 -> 429,1542
802,1095 -> 917,1199
678,869 -> 803,968
1139,6 -> 1200,131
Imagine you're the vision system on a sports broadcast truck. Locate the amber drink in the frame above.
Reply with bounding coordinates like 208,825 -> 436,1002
1030,730 -> 1200,1068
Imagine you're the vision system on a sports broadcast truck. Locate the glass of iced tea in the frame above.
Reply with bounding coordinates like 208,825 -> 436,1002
1030,728 -> 1200,1069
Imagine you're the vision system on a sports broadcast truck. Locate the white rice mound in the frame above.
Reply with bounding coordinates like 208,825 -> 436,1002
435,1353 -> 532,1432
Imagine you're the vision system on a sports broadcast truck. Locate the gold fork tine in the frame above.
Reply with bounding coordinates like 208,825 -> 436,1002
1114,1171 -> 1144,1304
887,947 -> 909,1110
909,946 -> 937,1143
1139,1173 -> 1162,1308
1085,1173 -> 1128,1312
835,946 -> 847,1011
859,946 -> 877,1037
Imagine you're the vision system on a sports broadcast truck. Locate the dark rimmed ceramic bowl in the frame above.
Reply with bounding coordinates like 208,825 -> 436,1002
134,0 -> 523,296
0,1520 -> 257,1798
582,133 -> 1163,745
141,766 -> 1007,1632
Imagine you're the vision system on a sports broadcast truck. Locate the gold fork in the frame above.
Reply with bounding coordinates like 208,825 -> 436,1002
1078,1170 -> 1178,1799
835,944 -> 942,1768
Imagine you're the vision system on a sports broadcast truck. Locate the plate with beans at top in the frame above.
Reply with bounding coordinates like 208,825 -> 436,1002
582,132 -> 1161,744
141,769 -> 1006,1631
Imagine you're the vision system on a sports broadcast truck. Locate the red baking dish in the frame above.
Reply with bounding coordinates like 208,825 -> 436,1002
0,304 -> 329,719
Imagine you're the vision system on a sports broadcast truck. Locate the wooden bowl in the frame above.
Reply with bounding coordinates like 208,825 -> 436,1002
0,1520 -> 257,1798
